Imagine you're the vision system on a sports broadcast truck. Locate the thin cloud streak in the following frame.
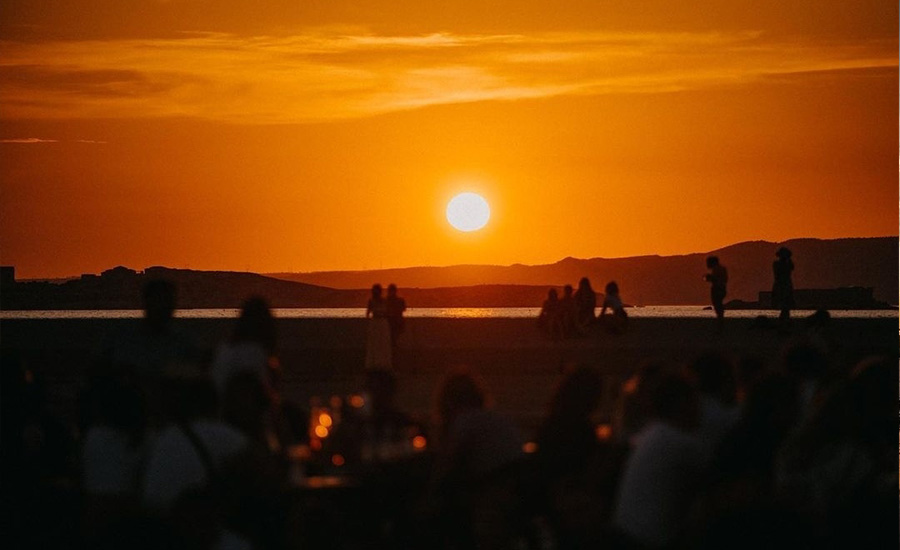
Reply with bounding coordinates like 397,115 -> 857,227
0,137 -> 59,143
0,30 -> 896,123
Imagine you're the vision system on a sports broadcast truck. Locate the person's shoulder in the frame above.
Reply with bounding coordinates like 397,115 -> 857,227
193,419 -> 248,455
83,425 -> 130,452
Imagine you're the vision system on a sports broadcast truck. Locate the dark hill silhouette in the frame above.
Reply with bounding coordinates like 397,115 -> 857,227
268,237 -> 898,305
2,267 -> 560,309
3,237 -> 896,309
2,267 -> 365,310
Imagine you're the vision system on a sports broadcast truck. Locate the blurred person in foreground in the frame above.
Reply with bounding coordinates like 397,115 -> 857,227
530,366 -> 627,549
612,371 -> 706,548
104,279 -> 197,428
427,369 -> 525,550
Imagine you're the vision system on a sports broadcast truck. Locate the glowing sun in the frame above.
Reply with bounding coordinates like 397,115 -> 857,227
446,192 -> 490,232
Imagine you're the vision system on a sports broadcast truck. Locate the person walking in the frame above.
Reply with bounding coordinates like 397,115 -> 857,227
704,256 -> 728,330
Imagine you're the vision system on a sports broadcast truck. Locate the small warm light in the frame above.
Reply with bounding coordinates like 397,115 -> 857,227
268,357 -> 280,370
330,395 -> 343,408
310,439 -> 322,451
412,435 -> 427,450
596,424 -> 613,441
287,444 -> 311,461
314,425 -> 329,438
523,442 -> 538,454
350,395 -> 365,408
331,454 -> 345,467
318,413 -> 333,428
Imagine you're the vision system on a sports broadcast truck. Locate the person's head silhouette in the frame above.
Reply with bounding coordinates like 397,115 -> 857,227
776,247 -> 792,259
142,279 -> 176,334
563,284 -> 573,298
578,277 -> 592,292
232,296 -> 276,353
387,283 -> 398,297
605,281 -> 619,296
371,284 -> 383,299
706,256 -> 720,269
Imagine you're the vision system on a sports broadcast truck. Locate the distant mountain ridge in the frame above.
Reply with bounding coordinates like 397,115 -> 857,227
267,237 -> 898,305
2,237 -> 895,309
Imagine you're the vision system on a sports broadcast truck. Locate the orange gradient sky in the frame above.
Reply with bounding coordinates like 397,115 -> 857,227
1,1 -> 897,278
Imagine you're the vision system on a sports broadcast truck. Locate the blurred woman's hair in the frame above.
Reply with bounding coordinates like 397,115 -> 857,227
548,365 -> 603,422
231,296 -> 276,353
436,369 -> 486,432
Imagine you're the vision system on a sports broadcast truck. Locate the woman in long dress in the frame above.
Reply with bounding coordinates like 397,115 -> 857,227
365,284 -> 393,369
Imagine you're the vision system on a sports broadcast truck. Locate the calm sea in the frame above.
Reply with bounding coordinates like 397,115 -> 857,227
1,307 -> 896,320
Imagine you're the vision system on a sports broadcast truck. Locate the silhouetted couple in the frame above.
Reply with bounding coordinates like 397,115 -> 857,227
365,283 -> 406,369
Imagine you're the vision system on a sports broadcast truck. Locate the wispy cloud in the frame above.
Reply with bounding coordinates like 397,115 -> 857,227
0,30 -> 896,123
0,137 -> 58,143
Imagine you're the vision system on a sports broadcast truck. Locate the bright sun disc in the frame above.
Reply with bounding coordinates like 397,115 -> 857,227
446,193 -> 490,232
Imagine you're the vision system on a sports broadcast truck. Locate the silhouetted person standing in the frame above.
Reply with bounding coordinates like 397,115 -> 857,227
704,256 -> 728,326
772,247 -> 794,321
574,277 -> 597,331
385,283 -> 407,349
365,284 -> 392,369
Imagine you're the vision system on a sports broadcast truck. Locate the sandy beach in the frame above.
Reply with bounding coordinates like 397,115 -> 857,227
3,316 -> 896,434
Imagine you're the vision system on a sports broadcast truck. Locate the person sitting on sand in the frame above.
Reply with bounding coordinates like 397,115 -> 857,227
600,281 -> 628,334
538,289 -> 563,339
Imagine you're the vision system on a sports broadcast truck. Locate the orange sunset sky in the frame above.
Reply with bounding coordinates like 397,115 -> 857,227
1,1 -> 897,279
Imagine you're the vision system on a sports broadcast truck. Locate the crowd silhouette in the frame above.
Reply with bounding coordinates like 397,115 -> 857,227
539,277 -> 628,338
1,246 -> 895,549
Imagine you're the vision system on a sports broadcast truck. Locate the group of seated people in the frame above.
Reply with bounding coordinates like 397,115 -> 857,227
1,280 -> 894,550
538,277 -> 628,338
